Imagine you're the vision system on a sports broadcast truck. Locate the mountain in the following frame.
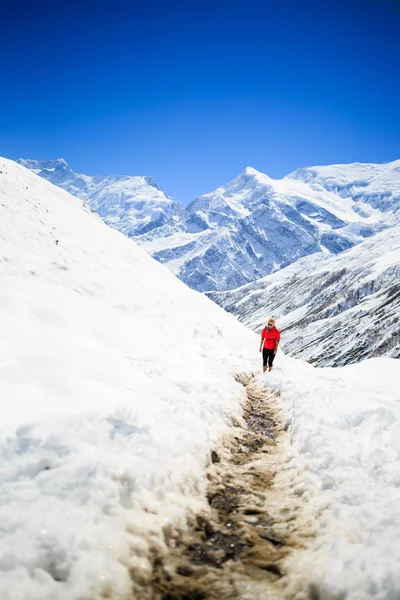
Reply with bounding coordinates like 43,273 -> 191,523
20,158 -> 400,293
0,157 -> 257,599
17,158 -> 182,236
2,157 -> 400,600
208,226 -> 400,366
139,162 -> 400,291
286,160 -> 400,217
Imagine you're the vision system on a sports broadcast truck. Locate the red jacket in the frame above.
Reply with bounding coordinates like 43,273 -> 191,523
261,326 -> 280,350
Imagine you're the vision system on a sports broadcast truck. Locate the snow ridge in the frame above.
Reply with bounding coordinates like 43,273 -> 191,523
139,162 -> 399,292
20,158 -> 400,293
17,158 -> 182,237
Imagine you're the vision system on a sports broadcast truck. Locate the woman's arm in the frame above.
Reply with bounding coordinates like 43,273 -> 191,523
260,328 -> 266,352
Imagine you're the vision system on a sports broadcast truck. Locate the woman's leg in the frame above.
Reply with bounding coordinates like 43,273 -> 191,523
262,348 -> 268,373
268,350 -> 275,370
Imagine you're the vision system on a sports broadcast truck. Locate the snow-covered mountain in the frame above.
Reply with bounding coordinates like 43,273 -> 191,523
139,162 -> 400,292
2,157 -> 400,600
17,158 -> 182,236
208,226 -> 400,366
20,158 -> 400,293
287,160 -> 400,216
0,157 -> 257,599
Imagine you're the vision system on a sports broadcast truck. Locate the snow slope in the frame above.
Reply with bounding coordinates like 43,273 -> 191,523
208,226 -> 400,366
17,158 -> 182,237
0,158 -> 258,600
262,356 -> 400,600
137,162 -> 399,292
287,159 -> 400,216
3,157 -> 400,600
21,159 -> 400,293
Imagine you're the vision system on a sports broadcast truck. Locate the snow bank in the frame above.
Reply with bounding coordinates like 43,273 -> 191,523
262,355 -> 400,599
0,158 -> 258,600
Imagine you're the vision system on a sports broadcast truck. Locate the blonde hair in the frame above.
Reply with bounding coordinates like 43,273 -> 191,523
267,317 -> 276,325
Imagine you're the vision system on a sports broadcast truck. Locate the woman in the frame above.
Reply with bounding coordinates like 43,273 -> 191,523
259,317 -> 280,373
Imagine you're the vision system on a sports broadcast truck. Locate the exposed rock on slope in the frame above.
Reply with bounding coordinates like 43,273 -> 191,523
208,227 -> 400,366
139,164 -> 398,291
20,158 -> 400,292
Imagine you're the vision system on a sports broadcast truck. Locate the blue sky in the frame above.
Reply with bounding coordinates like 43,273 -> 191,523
1,0 -> 399,203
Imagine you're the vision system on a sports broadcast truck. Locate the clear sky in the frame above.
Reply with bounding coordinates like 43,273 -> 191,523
1,0 -> 399,203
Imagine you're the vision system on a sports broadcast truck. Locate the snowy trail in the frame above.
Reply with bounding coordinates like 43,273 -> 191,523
4,158 -> 398,599
262,356 -> 400,599
0,158 -> 262,600
141,375 -> 314,600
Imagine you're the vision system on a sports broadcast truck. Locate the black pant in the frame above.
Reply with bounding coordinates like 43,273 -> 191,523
263,348 -> 275,367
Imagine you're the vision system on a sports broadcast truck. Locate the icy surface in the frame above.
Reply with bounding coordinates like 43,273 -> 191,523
21,159 -> 400,292
261,356 -> 400,600
208,226 -> 400,366
0,158 -> 258,600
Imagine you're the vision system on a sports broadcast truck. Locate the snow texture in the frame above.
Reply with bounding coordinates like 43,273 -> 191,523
0,158 -> 258,600
261,355 -> 400,600
287,160 -> 400,217
17,158 -> 182,237
20,159 -> 400,293
208,226 -> 400,366
2,157 -> 400,600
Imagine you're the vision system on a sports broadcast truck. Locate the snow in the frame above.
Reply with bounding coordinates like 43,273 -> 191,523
242,166 -> 381,223
141,230 -> 206,265
22,158 -> 400,293
138,162 -> 398,291
287,160 -> 400,219
4,155 -> 400,600
0,158 -> 258,600
209,226 -> 400,365
16,158 -> 182,238
260,355 -> 400,600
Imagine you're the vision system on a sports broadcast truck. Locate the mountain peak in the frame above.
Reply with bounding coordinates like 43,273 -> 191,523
237,166 -> 274,187
52,158 -> 69,168
17,157 -> 71,172
241,166 -> 265,178
20,157 -> 181,238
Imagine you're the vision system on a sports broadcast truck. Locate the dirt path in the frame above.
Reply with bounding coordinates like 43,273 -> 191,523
144,374 -> 314,600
